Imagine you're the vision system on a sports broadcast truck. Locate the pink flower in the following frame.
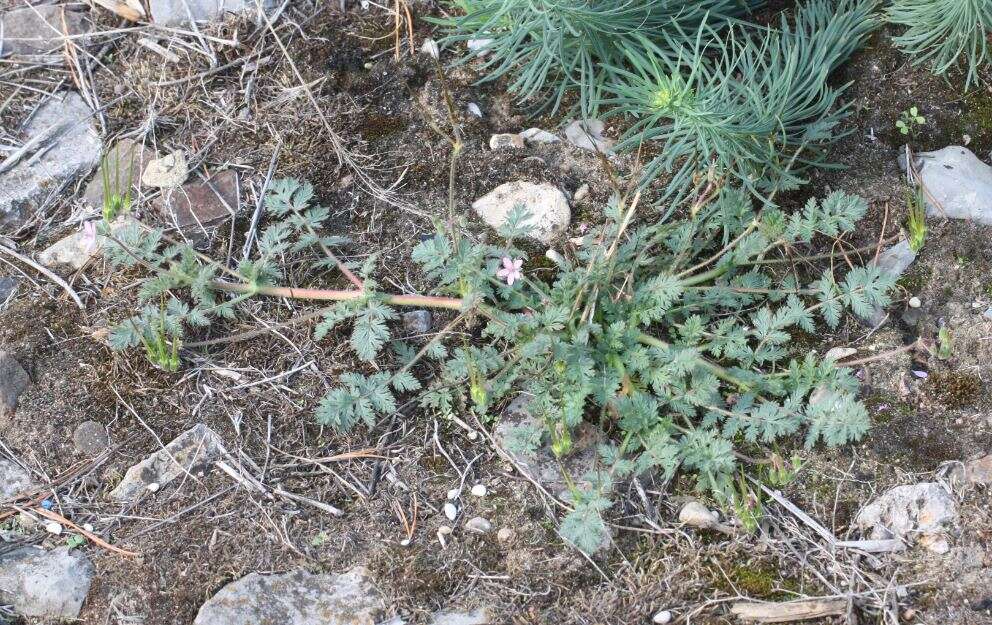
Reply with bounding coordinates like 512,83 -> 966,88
578,222 -> 589,234
82,220 -> 98,252
496,256 -> 523,286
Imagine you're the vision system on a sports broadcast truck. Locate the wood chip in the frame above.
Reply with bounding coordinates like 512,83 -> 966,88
730,599 -> 847,623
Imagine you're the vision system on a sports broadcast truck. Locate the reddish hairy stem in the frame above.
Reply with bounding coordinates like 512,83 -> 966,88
210,280 -> 464,310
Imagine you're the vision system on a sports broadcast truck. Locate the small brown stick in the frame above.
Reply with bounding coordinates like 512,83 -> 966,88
88,0 -> 144,21
26,506 -> 140,557
730,598 -> 848,623
0,242 -> 83,308
834,339 -> 923,368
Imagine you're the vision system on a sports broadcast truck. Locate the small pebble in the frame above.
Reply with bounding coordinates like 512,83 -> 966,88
147,482 -> 160,493
82,523 -> 94,532
465,516 -> 492,534
447,488 -> 459,500
470,484 -> 487,498
467,38 -> 494,55
545,249 -> 564,266
653,610 -> 673,624
443,502 -> 458,521
45,522 -> 62,535
520,127 -> 560,144
400,538 -> 411,547
403,310 -> 433,335
438,525 -> 453,535
497,527 -> 515,543
489,133 -> 525,150
420,38 -> 439,59
467,103 -> 483,118
908,296 -> 921,309
573,183 -> 590,203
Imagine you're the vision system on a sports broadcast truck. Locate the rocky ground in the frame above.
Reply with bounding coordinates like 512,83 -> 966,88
1,1 -> 992,624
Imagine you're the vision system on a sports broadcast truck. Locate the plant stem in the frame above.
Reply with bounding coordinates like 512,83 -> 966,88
209,280 -> 464,310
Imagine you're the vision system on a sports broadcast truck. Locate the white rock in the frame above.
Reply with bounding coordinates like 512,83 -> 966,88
653,610 -> 673,624
465,516 -> 492,534
146,482 -> 160,493
908,296 -> 922,308
573,183 -> 590,203
497,527 -> 515,543
443,502 -> 458,521
142,150 -> 188,188
82,523 -> 94,532
678,501 -> 719,529
437,525 -> 453,535
193,566 -> 385,625
470,483 -> 487,497
0,93 -> 102,230
430,608 -> 491,625
489,133 -> 525,150
564,119 -> 614,153
520,128 -> 560,144
467,38 -> 493,55
472,181 -> 570,245
447,488 -> 459,500
44,522 -> 62,535
824,347 -> 857,361
467,103 -> 483,118
38,216 -> 137,271
901,146 -> 992,224
855,482 -> 957,553
420,38 -> 440,59
0,546 -> 93,619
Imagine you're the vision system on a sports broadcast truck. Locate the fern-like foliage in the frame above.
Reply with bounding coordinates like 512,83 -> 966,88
886,0 -> 992,90
435,0 -> 763,115
603,0 -> 878,196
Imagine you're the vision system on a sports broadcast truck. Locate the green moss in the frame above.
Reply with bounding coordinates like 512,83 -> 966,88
712,562 -> 801,600
863,393 -> 915,425
359,114 -> 408,141
896,264 -> 931,294
926,372 -> 983,408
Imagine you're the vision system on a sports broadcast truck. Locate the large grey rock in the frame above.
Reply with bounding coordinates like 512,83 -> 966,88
0,92 -> 102,230
564,119 -> 614,154
110,423 -> 225,500
950,454 -> 992,486
0,459 -> 35,500
149,0 -> 273,26
855,482 -> 957,553
472,181 -> 570,245
0,276 -> 17,301
0,546 -> 93,619
193,566 -> 386,625
0,5 -> 89,56
901,146 -> 992,224
0,350 -> 30,419
865,240 -> 917,326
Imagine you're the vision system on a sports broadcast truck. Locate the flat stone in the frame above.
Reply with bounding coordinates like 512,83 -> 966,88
142,150 -> 188,189
402,310 -> 432,334
0,92 -> 102,230
83,139 -> 157,209
110,423 -> 225,501
472,181 -> 570,245
951,454 -> 992,486
37,216 -> 138,271
489,133 -> 524,150
149,0 -> 274,26
900,146 -> 992,224
0,276 -> 17,301
520,128 -> 560,144
193,566 -> 386,625
0,458 -> 35,500
0,350 -> 29,419
564,119 -> 614,153
855,482 -> 957,553
865,240 -> 917,326
0,5 -> 89,56
73,420 -> 109,456
152,169 -> 239,232
494,395 -> 606,500
464,516 -> 492,534
0,546 -> 93,619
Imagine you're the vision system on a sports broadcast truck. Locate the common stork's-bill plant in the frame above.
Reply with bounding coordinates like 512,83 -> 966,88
104,175 -> 895,553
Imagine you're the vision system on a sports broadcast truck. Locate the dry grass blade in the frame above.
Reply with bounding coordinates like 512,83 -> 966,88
730,598 -> 848,623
